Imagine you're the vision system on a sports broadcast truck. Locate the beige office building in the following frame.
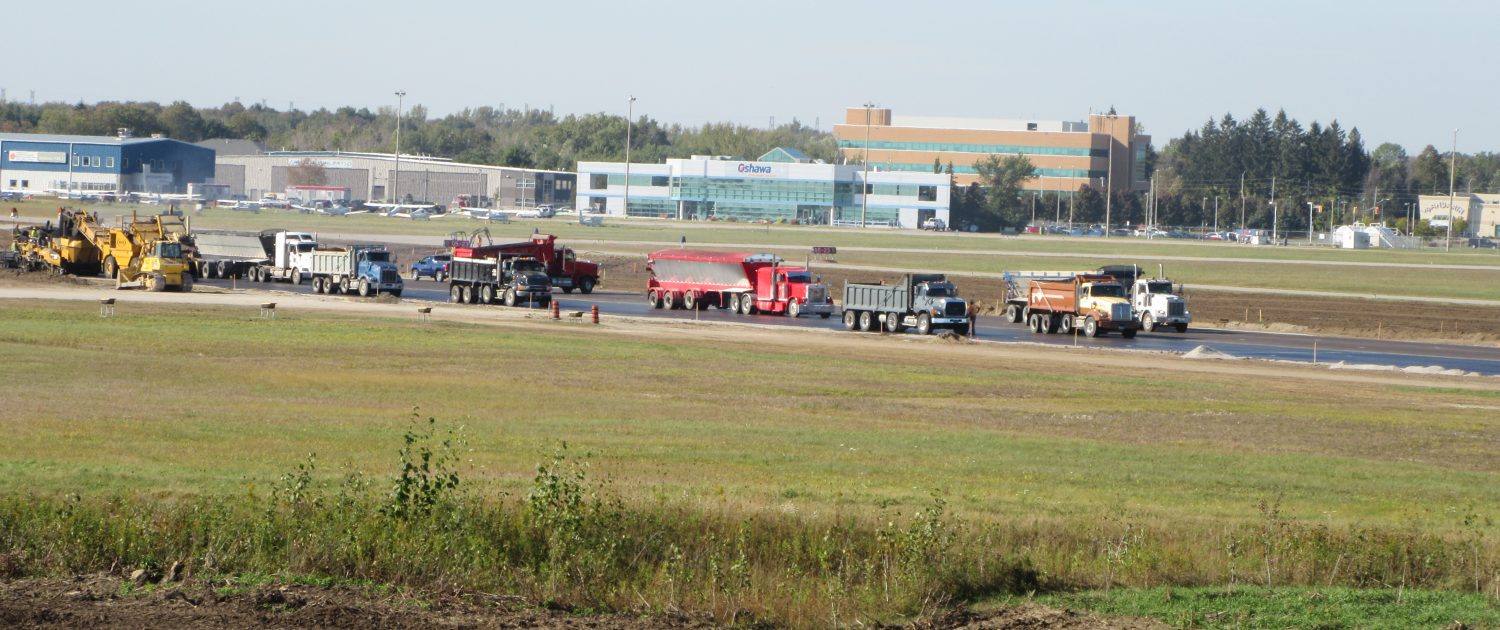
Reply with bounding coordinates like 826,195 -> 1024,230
832,108 -> 1150,193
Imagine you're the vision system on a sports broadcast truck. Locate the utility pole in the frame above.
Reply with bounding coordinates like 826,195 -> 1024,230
1239,171 -> 1246,229
392,90 -> 405,204
1213,195 -> 1220,235
1104,115 -> 1115,237
623,95 -> 636,218
1270,176 -> 1278,243
1446,128 -> 1458,252
1030,192 -> 1037,225
1307,202 -> 1315,245
861,102 -> 874,229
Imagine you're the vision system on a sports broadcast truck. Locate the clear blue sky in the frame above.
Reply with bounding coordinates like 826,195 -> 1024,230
5,0 -> 1490,153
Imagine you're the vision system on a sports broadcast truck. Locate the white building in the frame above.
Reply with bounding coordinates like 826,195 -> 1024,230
1418,193 -> 1500,237
576,148 -> 951,229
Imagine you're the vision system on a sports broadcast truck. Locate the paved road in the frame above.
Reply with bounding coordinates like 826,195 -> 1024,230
198,277 -> 1500,377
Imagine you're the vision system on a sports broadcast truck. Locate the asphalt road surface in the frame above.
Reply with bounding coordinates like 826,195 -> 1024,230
197,277 -> 1500,377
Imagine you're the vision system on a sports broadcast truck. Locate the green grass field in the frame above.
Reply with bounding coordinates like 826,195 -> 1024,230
1,298 -> 1498,626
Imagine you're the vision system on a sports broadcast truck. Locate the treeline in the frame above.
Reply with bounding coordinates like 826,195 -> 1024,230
0,100 -> 837,171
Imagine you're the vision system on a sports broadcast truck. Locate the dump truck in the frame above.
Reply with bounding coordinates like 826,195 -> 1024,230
187,229 -> 273,279
470,233 -> 600,294
246,231 -> 318,283
646,249 -> 833,318
305,245 -> 404,297
841,273 -> 969,334
1002,272 -> 1139,338
1132,276 -> 1191,333
446,252 -> 552,306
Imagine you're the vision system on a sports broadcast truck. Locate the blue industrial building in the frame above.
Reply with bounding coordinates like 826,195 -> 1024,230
0,132 -> 214,195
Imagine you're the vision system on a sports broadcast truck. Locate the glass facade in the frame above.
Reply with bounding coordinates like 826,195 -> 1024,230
840,139 -> 1104,157
624,197 -> 677,218
868,162 -> 1098,179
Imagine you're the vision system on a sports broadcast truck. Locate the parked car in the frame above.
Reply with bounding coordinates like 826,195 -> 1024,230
921,218 -> 947,231
410,254 -> 452,280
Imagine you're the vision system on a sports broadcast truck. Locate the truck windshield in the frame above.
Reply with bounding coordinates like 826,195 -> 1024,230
156,242 -> 181,258
1089,285 -> 1125,298
363,251 -> 390,263
785,272 -> 812,283
925,285 -> 954,297
1146,282 -> 1173,294
516,261 -> 545,272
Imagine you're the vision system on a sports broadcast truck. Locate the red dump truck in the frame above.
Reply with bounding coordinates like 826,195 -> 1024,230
465,234 -> 599,294
646,249 -> 834,318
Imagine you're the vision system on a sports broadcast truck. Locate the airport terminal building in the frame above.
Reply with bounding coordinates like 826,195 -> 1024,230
214,150 -> 576,208
832,108 -> 1150,193
0,132 -> 215,195
577,148 -> 950,229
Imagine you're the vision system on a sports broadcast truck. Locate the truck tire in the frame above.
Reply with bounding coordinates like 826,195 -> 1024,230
1058,315 -> 1073,335
480,285 -> 495,304
358,279 -> 371,297
786,299 -> 799,318
649,290 -> 663,309
311,276 -> 323,293
684,291 -> 697,310
103,257 -> 118,279
1175,323 -> 1188,333
916,313 -> 932,335
289,269 -> 302,285
503,288 -> 517,307
661,291 -> 676,310
562,286 -> 574,294
580,278 -> 595,294
885,312 -> 905,333
1121,328 -> 1138,339
739,293 -> 756,315
450,285 -> 462,303
954,323 -> 970,336
1005,303 -> 1023,323
1084,316 -> 1101,338
1046,314 -> 1060,334
389,290 -> 402,298
1142,312 -> 1156,333
858,310 -> 875,332
843,310 -> 858,331
820,312 -> 831,319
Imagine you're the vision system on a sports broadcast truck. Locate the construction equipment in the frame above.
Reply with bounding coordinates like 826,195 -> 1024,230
84,211 -> 193,292
11,209 -> 101,275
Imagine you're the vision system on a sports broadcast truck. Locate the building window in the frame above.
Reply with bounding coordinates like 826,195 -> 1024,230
1027,122 -> 1038,131
106,157 -> 115,168
918,186 -> 936,201
864,183 -> 872,194
555,179 -> 572,191
651,175 -> 669,187
72,155 -> 80,166
589,173 -> 608,189
93,156 -> 102,167
20,180 -> 27,188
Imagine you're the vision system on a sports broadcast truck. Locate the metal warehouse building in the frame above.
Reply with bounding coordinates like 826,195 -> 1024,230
0,132 -> 215,195
215,151 -> 576,208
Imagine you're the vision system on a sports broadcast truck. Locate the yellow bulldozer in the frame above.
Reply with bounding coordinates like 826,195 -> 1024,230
14,209 -> 192,291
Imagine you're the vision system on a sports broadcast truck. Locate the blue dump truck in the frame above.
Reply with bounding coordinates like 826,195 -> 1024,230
841,273 -> 970,335
305,244 -> 404,297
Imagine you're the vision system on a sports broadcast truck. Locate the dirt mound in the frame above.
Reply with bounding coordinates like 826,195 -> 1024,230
1183,345 -> 1237,360
0,268 -> 98,288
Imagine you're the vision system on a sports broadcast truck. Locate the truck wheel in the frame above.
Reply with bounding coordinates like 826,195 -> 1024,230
1084,317 -> 1101,338
1121,328 -> 1138,339
480,285 -> 495,304
1142,312 -> 1156,333
740,293 -> 756,315
916,313 -> 932,335
311,276 -> 323,293
389,290 -> 402,298
103,257 -> 118,279
1046,314 -> 1060,334
289,269 -> 302,285
1005,303 -> 1022,323
562,287 -> 574,294
1058,315 -> 1073,334
820,312 -> 831,319
358,279 -> 371,297
580,278 -> 595,294
503,288 -> 517,307
786,299 -> 800,318
649,290 -> 663,309
1175,323 -> 1188,333
885,313 -> 905,333
684,292 -> 697,310
450,285 -> 462,303
858,311 -> 875,332
843,310 -> 858,330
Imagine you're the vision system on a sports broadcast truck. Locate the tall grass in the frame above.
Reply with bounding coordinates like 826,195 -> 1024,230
1,414 -> 1496,628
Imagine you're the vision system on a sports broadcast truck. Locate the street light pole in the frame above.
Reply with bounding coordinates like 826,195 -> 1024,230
393,90 -> 405,203
1446,128 -> 1458,252
623,95 -> 636,218
1104,114 -> 1115,237
1307,202 -> 1314,245
861,102 -> 874,229
1213,195 -> 1220,235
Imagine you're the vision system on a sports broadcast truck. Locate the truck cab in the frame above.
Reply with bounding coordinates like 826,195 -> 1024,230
752,266 -> 834,318
353,247 -> 404,296
500,256 -> 552,306
1132,278 -> 1191,333
1076,280 -> 1134,325
912,278 -> 967,325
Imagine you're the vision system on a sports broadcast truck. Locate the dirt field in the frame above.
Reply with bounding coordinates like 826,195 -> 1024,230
0,575 -> 1160,630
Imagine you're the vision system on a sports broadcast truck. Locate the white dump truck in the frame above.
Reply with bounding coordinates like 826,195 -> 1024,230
1132,277 -> 1191,333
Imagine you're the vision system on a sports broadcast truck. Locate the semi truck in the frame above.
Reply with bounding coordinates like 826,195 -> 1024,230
1001,272 -> 1139,338
305,245 -> 405,297
645,249 -> 833,318
469,234 -> 599,294
446,254 -> 552,306
188,230 -> 273,279
1132,276 -> 1191,333
841,273 -> 969,334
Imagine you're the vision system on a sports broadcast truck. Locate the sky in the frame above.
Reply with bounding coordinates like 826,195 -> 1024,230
4,0 -> 1492,153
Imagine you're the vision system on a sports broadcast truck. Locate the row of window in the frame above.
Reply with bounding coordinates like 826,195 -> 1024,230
72,155 -> 113,168
45,181 -> 115,191
839,139 -> 1105,158
588,195 -> 907,224
868,162 -> 1100,179
587,174 -> 939,204
6,179 -> 29,188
